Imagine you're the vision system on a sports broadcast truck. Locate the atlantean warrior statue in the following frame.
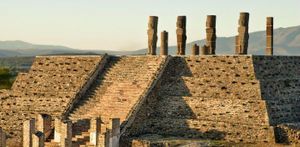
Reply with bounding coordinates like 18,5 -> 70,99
176,16 -> 187,55
206,15 -> 217,54
147,16 -> 158,55
236,12 -> 249,54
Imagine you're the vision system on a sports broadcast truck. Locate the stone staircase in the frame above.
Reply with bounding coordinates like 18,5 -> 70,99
69,56 -> 166,123
68,56 -> 167,145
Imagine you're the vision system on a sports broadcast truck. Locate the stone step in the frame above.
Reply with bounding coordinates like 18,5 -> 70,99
154,96 -> 269,125
132,118 -> 275,143
44,141 -> 60,147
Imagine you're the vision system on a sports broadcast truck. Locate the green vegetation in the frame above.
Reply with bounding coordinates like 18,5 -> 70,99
0,67 -> 15,89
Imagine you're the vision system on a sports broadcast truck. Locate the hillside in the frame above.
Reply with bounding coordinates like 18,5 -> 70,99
0,25 -> 299,57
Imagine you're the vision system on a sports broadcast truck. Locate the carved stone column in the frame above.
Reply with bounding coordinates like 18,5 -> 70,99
266,17 -> 273,55
236,12 -> 249,54
160,31 -> 168,56
147,16 -> 158,55
60,120 -> 72,147
36,114 -> 51,141
206,15 -> 217,54
23,119 -> 36,147
176,16 -> 187,55
32,132 -> 44,147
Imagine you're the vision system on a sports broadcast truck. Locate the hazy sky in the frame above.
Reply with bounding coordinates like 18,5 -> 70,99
0,0 -> 299,50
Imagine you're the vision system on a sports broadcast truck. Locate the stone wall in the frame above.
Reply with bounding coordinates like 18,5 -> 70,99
252,56 -> 300,126
68,56 -> 168,146
0,55 -> 106,145
125,56 -> 298,144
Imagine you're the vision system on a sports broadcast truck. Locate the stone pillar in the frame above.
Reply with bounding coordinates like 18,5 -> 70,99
54,118 -> 61,142
147,16 -> 158,55
60,120 -> 72,147
201,45 -> 210,55
266,17 -> 273,55
206,15 -> 217,54
235,36 -> 240,54
111,118 -> 120,147
160,31 -> 168,56
236,12 -> 250,54
0,128 -> 6,147
104,129 -> 111,147
90,117 -> 101,147
191,44 -> 199,55
36,114 -> 51,141
23,119 -> 35,147
176,16 -> 187,55
32,132 -> 44,147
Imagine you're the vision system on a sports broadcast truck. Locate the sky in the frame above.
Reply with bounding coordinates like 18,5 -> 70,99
0,0 -> 299,51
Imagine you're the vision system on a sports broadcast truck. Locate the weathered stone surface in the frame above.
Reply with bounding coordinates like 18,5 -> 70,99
236,12 -> 249,54
176,16 -> 187,55
275,123 -> 300,144
147,16 -> 158,55
60,120 -> 72,147
36,114 -> 51,141
89,117 -> 101,146
1,55 -> 300,146
205,15 -> 216,54
201,45 -> 210,55
0,128 -> 6,147
160,31 -> 168,56
32,131 -> 44,147
266,17 -> 274,55
191,44 -> 199,55
23,119 -> 35,147
0,56 -> 106,145
124,55 -> 300,145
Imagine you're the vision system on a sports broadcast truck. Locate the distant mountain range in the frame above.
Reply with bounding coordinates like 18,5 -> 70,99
0,25 -> 300,57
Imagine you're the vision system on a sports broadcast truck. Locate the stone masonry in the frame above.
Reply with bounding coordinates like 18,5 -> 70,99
0,14 -> 300,147
0,56 -> 107,146
1,55 -> 300,146
123,55 -> 300,146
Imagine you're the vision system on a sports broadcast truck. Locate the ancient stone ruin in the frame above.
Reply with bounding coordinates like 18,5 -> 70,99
266,17 -> 274,55
147,16 -> 158,55
205,15 -> 217,54
176,16 -> 187,55
160,31 -> 168,56
236,12 -> 250,54
0,13 -> 299,147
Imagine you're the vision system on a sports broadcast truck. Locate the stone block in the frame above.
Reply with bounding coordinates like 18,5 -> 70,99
90,117 -> 101,146
191,44 -> 199,55
60,120 -> 72,147
206,15 -> 216,28
23,119 -> 35,147
239,12 -> 249,26
32,131 -> 44,147
201,45 -> 209,55
54,118 -> 61,142
266,17 -> 273,26
0,128 -> 6,147
36,114 -> 51,140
